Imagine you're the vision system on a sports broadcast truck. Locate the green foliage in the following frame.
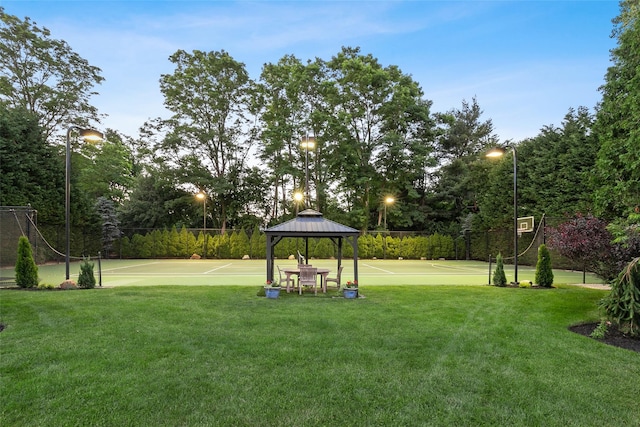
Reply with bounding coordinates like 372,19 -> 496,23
95,197 -> 121,256
593,1 -> 640,219
492,253 -> 507,287
77,258 -> 96,289
0,106 -> 64,222
590,320 -> 609,340
600,257 -> 640,337
534,244 -> 554,287
229,228 -> 251,259
0,8 -> 104,140
15,236 -> 38,288
76,131 -> 134,203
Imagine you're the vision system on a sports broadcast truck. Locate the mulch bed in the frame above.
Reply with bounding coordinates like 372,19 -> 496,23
569,322 -> 640,353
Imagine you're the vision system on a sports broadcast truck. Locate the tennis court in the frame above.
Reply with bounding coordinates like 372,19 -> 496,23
16,259 -> 603,287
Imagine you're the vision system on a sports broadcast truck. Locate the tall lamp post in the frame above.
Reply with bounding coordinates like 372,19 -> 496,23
293,191 -> 304,215
196,192 -> 207,257
300,136 -> 316,209
384,196 -> 395,230
196,192 -> 207,230
65,126 -> 104,280
486,145 -> 518,283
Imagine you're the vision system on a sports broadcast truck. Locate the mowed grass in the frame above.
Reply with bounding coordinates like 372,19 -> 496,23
21,259 -> 604,287
1,285 -> 638,426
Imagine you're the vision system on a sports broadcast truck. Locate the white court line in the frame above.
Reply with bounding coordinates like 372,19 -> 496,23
204,263 -> 233,274
100,261 -> 161,272
361,263 -> 395,274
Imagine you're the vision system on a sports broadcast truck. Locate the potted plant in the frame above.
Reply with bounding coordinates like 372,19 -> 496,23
342,280 -> 358,299
264,279 -> 281,299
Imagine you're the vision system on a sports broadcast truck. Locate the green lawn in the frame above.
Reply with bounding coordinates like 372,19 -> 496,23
1,285 -> 638,426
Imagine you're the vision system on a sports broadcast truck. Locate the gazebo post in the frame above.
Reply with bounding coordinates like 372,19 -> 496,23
266,235 -> 274,282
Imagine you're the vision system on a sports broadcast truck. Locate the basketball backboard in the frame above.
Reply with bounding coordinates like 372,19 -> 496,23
517,216 -> 534,233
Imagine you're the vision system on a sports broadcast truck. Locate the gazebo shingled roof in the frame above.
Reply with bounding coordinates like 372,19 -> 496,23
264,209 -> 360,284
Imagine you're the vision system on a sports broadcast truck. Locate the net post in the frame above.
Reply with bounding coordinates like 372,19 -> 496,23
98,251 -> 102,287
488,254 -> 492,285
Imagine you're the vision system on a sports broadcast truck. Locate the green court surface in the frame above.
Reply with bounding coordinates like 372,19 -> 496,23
13,259 -> 603,287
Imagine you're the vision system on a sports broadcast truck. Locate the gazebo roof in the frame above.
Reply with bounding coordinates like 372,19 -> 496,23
265,209 -> 359,237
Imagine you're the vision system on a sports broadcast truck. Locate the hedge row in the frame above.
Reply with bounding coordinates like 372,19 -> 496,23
115,226 -> 457,260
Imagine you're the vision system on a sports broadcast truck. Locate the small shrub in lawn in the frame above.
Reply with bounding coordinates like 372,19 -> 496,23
590,320 -> 609,340
37,283 -> 56,290
77,258 -> 96,289
519,281 -> 532,288
493,253 -> 507,287
599,257 -> 640,337
534,244 -> 554,287
15,236 -> 39,288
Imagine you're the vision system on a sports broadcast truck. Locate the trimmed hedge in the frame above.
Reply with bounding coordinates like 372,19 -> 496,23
115,228 -> 457,260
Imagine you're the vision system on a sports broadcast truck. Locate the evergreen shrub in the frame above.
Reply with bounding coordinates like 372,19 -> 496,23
15,236 -> 38,288
600,257 -> 640,337
493,253 -> 507,287
77,258 -> 96,289
534,244 -> 554,287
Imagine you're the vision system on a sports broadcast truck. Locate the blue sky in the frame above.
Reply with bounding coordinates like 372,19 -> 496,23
1,0 -> 620,141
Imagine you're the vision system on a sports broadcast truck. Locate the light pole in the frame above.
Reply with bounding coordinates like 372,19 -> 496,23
293,191 -> 304,215
486,145 -> 518,283
196,192 -> 207,230
384,196 -> 395,230
196,192 -> 207,257
65,126 -> 104,281
300,136 -> 315,209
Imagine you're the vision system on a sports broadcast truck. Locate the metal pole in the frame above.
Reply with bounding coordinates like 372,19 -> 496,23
384,203 -> 387,229
65,126 -> 75,281
64,126 -> 103,281
305,145 -> 309,209
98,251 -> 102,287
512,147 -> 518,284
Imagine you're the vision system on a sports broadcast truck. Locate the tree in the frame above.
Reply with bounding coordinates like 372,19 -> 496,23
77,258 -> 96,289
593,1 -> 640,219
158,49 -> 254,233
428,98 -> 498,232
518,107 -> 598,219
600,257 -> 640,337
534,244 -> 554,287
256,54 -> 309,219
77,129 -> 134,204
492,252 -> 507,287
0,8 -> 103,140
0,105 -> 64,222
319,47 -> 435,231
15,235 -> 38,288
95,197 -> 120,258
547,213 -> 613,282
118,173 -> 198,231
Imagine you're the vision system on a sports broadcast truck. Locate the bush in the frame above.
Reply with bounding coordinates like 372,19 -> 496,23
15,236 -> 38,288
77,258 -> 96,289
534,244 -> 554,287
493,253 -> 507,287
599,257 -> 640,337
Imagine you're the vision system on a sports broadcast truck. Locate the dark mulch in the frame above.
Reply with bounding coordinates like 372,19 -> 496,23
569,322 -> 640,353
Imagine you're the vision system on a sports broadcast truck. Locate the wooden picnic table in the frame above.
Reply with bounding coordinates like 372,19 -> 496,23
282,267 -> 330,293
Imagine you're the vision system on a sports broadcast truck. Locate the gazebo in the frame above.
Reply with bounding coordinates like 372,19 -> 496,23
265,209 -> 360,284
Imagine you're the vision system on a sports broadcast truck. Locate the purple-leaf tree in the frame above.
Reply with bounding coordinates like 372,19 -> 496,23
547,213 -> 613,282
